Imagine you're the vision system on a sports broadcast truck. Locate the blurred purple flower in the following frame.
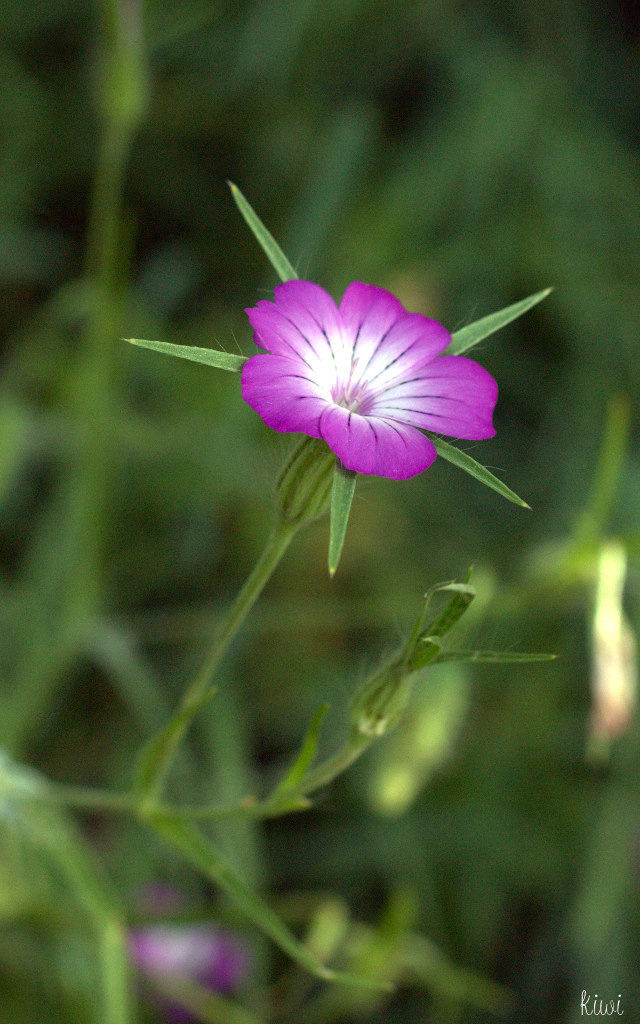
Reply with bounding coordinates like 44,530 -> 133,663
130,923 -> 249,1022
242,280 -> 498,480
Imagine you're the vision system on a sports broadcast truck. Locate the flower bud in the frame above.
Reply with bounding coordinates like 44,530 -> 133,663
276,436 -> 335,525
350,659 -> 414,738
588,541 -> 637,759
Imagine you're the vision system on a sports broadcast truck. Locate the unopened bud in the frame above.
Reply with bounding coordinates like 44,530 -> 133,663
351,660 -> 414,738
588,541 -> 637,758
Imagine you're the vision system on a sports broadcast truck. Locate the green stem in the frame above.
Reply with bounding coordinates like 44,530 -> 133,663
140,518 -> 299,801
70,0 -> 148,623
100,917 -> 134,1024
47,725 -> 370,822
289,732 -> 371,799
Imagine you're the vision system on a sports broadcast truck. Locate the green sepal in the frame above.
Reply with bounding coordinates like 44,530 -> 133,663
407,636 -> 442,672
350,660 -> 415,738
126,337 -> 246,372
429,436 -> 530,508
229,181 -> 298,283
276,436 -> 335,526
404,578 -> 475,672
446,287 -> 553,356
328,461 -> 357,576
420,580 -> 476,639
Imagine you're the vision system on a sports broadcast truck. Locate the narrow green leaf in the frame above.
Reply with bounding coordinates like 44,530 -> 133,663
429,436 -> 530,508
126,337 -> 246,372
228,181 -> 298,283
446,288 -> 553,355
435,650 -> 557,664
100,918 -> 134,1024
0,752 -> 133,1024
150,815 -> 391,991
151,814 -> 333,978
329,462 -> 357,576
269,704 -> 329,801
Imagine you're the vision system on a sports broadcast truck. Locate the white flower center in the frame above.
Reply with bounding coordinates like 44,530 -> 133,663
330,357 -> 373,414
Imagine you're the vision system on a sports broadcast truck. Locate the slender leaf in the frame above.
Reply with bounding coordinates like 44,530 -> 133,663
329,462 -> 357,576
229,181 -> 298,283
435,650 -> 557,664
446,288 -> 553,355
150,814 -> 392,991
269,704 -> 329,802
126,337 -> 246,372
429,436 -> 530,508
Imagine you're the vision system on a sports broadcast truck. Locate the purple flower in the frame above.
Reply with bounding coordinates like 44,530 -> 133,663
130,924 -> 249,1022
241,281 -> 498,481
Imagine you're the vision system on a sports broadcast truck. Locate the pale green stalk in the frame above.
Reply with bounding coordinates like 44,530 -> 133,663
69,0 -> 148,622
139,519 -> 299,803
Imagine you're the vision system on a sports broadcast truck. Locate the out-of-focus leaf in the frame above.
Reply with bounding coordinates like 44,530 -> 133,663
0,751 -> 133,1024
267,704 -> 329,807
435,650 -> 557,664
149,813 -> 392,991
134,691 -> 214,800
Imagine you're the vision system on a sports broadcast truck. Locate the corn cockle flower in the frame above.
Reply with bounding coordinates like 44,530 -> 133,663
242,281 -> 498,480
130,924 -> 249,1022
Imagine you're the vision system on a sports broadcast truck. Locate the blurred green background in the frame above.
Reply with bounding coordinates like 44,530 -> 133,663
0,0 -> 639,1021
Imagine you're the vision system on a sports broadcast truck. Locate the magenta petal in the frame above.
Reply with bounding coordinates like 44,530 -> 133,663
246,302 -> 327,365
273,280 -> 347,365
354,313 -> 452,392
241,354 -> 326,436
371,356 -> 498,439
338,282 -> 405,359
318,404 -> 437,480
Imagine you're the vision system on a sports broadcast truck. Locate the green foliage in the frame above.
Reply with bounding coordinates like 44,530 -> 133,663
1,1 -> 639,1023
